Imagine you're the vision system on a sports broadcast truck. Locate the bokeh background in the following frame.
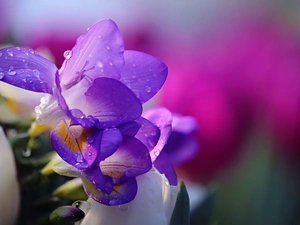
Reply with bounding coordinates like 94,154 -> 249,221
1,1 -> 300,224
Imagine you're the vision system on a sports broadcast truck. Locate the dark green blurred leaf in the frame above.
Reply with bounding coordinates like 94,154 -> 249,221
169,181 -> 190,225
18,151 -> 55,168
190,189 -> 216,225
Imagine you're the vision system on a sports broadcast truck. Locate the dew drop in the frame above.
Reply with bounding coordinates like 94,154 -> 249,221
0,72 -> 4,78
32,69 -> 40,76
7,70 -> 17,76
6,49 -> 13,57
165,179 -> 170,186
145,86 -> 151,93
97,35 -> 102,39
118,203 -> 130,211
28,49 -> 34,54
0,52 -> 2,57
109,61 -> 113,66
154,150 -> 160,157
97,61 -> 103,68
87,136 -> 94,143
72,200 -> 90,214
105,45 -> 110,50
22,148 -> 31,157
64,50 -> 72,59
132,63 -> 136,67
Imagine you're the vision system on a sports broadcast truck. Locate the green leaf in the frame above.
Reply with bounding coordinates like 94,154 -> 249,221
169,181 -> 190,225
190,189 -> 216,225
53,178 -> 87,201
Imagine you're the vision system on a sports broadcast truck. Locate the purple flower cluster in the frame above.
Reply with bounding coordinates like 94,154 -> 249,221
0,19 -> 176,205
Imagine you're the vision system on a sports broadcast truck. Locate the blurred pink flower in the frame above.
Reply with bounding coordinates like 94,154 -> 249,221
159,12 -> 300,182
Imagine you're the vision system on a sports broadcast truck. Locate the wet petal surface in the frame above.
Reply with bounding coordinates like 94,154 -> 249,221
0,47 -> 57,94
76,77 -> 142,129
59,19 -> 124,90
82,176 -> 137,206
50,120 -> 103,169
100,136 -> 152,182
120,50 -> 168,103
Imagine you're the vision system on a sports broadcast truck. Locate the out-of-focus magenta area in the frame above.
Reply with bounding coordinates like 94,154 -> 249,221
1,1 -> 300,224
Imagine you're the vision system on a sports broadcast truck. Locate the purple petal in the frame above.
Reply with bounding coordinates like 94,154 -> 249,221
72,77 -> 142,129
50,120 -> 103,169
117,121 -> 141,137
154,151 -> 177,186
98,128 -> 123,161
0,47 -> 57,94
100,136 -> 152,182
172,115 -> 198,134
163,131 -> 199,165
120,50 -> 168,103
142,107 -> 173,162
83,168 -> 113,194
59,19 -> 124,90
82,176 -> 137,206
134,117 -> 160,151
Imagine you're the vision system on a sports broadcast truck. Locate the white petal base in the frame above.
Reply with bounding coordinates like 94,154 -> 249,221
79,168 -> 177,225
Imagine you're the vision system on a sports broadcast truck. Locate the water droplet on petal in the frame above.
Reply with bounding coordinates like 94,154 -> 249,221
64,50 -> 72,59
22,148 -> 31,157
105,45 -> 110,50
97,61 -> 103,68
145,86 -> 151,93
32,69 -> 40,76
109,61 -> 113,66
0,52 -> 2,57
6,49 -> 13,57
28,49 -> 34,54
118,204 -> 130,211
154,150 -> 160,157
87,136 -> 94,143
72,200 -> 90,214
97,35 -> 102,38
0,72 -> 4,78
7,70 -> 17,76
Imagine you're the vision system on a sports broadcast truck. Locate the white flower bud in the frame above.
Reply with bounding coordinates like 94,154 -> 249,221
0,127 -> 20,225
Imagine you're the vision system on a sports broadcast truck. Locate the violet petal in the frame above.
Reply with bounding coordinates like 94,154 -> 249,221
50,120 -> 103,169
98,128 -> 123,161
118,121 -> 141,137
83,168 -> 113,194
59,19 -> 124,90
154,151 -> 177,186
100,136 -> 152,182
81,77 -> 142,129
142,107 -> 173,162
163,131 -> 199,165
134,117 -> 160,151
82,176 -> 137,206
0,47 -> 57,94
120,50 -> 168,103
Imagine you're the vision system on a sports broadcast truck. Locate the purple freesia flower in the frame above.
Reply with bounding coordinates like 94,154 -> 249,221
53,107 -> 174,205
0,19 -> 168,205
